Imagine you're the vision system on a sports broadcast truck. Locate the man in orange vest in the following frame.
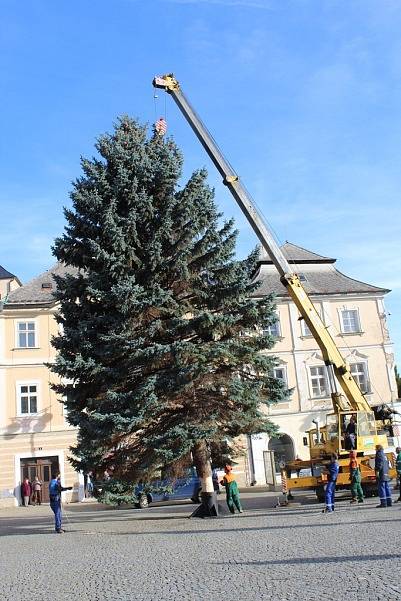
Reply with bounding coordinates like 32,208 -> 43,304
220,465 -> 243,514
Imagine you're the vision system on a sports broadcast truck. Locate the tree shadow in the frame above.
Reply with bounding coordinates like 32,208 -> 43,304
3,412 -> 53,503
106,515 -> 401,537
0,526 -> 90,537
213,552 -> 401,566
1,501 -> 399,537
5,411 -> 53,452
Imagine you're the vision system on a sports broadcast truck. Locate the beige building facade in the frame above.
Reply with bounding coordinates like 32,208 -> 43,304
0,243 -> 398,504
246,243 -> 398,486
0,264 -> 81,508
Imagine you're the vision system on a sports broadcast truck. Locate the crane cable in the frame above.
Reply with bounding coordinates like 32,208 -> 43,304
152,81 -> 388,405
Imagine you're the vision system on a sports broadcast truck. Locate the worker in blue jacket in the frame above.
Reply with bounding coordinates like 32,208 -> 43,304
49,473 -> 72,533
375,445 -> 392,508
323,453 -> 339,513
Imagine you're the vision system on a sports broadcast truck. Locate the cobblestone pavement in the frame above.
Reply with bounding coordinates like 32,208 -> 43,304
0,493 -> 400,601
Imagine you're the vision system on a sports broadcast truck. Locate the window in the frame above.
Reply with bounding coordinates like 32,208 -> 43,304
273,366 -> 287,386
340,310 -> 361,334
301,318 -> 312,337
262,315 -> 281,338
17,384 -> 38,415
300,307 -> 324,337
350,362 -> 370,394
17,321 -> 36,348
309,366 -> 328,398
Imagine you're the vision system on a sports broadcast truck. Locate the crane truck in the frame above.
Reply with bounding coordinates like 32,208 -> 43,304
152,74 -> 397,501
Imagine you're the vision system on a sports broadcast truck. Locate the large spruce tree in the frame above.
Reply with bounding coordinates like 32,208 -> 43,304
51,116 -> 288,504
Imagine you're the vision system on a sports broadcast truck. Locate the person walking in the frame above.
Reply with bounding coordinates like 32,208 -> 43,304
349,451 -> 364,504
21,477 -> 32,507
49,473 -> 72,533
85,472 -> 94,498
375,445 -> 392,508
394,447 -> 401,503
32,476 -> 42,505
220,465 -> 243,514
212,468 -> 220,494
322,453 -> 339,513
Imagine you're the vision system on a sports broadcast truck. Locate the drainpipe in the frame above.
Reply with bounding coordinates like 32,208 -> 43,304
247,435 -> 256,486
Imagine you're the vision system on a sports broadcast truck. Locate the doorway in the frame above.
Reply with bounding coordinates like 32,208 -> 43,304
20,457 -> 59,503
268,434 -> 295,473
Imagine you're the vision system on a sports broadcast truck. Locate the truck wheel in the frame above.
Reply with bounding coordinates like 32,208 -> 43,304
362,486 -> 377,498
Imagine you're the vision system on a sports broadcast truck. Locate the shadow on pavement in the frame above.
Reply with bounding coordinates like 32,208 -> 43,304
214,552 -> 401,566
1,493 -> 399,537
1,512 -> 399,537
2,514 -> 399,537
107,515 -> 401,538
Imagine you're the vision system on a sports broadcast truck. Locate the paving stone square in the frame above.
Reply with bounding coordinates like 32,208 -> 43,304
0,492 -> 400,601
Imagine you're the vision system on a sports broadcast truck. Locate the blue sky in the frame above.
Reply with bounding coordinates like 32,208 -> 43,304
1,0 -> 400,365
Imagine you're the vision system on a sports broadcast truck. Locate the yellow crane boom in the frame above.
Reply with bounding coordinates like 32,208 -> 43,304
153,73 -> 372,416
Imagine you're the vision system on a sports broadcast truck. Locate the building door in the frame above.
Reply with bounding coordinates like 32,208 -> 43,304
263,450 -> 278,489
20,457 -> 59,502
268,434 -> 295,473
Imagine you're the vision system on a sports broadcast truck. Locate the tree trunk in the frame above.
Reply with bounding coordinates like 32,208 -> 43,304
192,440 -> 214,493
191,440 -> 220,518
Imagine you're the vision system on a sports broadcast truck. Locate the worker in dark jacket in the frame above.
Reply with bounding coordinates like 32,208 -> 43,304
323,453 -> 339,513
344,416 -> 357,450
395,447 -> 401,503
49,473 -> 72,533
375,445 -> 392,508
